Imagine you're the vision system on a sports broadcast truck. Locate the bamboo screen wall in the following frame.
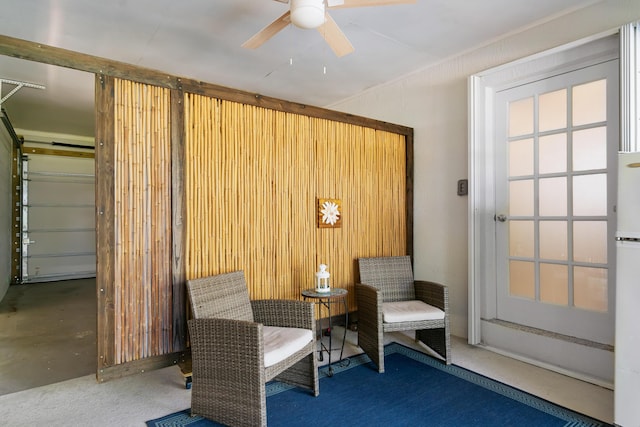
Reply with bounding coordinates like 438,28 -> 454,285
112,79 -> 173,363
184,94 -> 406,312
0,34 -> 411,378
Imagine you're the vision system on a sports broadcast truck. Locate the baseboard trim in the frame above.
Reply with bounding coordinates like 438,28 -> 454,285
477,343 -> 614,390
484,318 -> 613,351
481,319 -> 614,388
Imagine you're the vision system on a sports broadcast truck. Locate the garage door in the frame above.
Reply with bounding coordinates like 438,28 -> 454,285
22,151 -> 95,282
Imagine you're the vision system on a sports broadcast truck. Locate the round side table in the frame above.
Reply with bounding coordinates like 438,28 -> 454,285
301,288 -> 348,376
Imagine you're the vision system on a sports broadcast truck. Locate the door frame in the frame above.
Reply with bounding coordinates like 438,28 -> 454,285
468,32 -> 620,346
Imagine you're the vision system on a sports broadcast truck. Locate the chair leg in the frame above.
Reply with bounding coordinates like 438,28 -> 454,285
416,328 -> 451,365
357,327 -> 385,373
274,352 -> 319,396
376,338 -> 385,373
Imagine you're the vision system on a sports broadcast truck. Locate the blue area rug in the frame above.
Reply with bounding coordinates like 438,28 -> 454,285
147,342 -> 608,427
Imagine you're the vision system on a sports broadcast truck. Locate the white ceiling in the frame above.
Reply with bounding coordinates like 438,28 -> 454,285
0,0 -> 598,139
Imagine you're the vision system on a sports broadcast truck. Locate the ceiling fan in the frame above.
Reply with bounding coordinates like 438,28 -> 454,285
242,0 -> 416,57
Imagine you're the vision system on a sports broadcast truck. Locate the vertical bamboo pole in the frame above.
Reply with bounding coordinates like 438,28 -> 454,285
114,79 -> 122,363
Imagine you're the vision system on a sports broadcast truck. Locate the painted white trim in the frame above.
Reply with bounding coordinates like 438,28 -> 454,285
468,75 -> 498,345
620,22 -> 638,152
474,28 -> 619,80
467,75 -> 479,345
477,343 -> 614,390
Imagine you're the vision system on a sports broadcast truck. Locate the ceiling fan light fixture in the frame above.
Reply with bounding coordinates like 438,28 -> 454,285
290,0 -> 325,29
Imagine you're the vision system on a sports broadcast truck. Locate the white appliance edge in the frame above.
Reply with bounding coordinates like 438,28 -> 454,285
614,152 -> 640,426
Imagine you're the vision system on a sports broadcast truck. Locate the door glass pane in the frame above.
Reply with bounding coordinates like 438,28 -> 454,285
574,221 -> 607,263
573,127 -> 607,171
539,221 -> 567,260
509,220 -> 534,257
539,133 -> 567,174
539,177 -> 567,216
574,266 -> 608,312
509,180 -> 534,216
573,174 -> 607,216
539,89 -> 567,132
510,260 -> 535,299
540,263 -> 568,305
573,79 -> 606,126
509,97 -> 534,137
509,138 -> 533,177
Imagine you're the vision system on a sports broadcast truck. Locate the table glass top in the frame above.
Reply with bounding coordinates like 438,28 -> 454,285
301,288 -> 348,298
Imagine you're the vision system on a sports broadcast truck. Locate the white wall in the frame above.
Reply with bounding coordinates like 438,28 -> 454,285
329,1 -> 640,340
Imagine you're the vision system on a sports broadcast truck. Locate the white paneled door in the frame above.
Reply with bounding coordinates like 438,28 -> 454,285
494,59 -> 618,346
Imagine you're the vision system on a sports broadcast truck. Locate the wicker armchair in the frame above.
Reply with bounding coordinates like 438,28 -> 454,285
187,270 -> 319,427
355,256 -> 451,373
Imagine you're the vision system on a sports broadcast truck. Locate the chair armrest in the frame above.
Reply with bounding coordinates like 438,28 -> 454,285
251,300 -> 315,331
355,282 -> 382,320
414,280 -> 449,313
188,318 -> 264,368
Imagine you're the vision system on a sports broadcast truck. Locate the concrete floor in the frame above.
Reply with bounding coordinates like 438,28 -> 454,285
0,278 -> 96,395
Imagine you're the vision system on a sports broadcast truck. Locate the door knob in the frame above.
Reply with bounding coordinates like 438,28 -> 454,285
495,214 -> 507,222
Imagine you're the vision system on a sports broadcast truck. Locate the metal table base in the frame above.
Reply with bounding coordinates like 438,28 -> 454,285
302,288 -> 348,376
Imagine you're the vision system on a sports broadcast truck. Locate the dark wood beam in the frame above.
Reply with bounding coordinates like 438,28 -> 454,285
94,74 -> 116,370
97,351 -> 189,383
0,34 -> 412,137
170,88 -> 187,351
405,129 -> 414,258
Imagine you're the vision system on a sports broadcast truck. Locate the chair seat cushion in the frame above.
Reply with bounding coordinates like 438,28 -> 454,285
263,326 -> 313,367
382,300 -> 445,323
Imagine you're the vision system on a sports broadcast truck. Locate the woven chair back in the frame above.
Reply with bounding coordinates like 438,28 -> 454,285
186,270 -> 254,322
358,256 -> 416,302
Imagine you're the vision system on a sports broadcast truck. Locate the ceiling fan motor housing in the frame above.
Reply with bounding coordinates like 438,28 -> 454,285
290,0 -> 326,29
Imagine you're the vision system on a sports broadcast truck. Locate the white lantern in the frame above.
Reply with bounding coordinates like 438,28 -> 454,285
315,264 -> 330,293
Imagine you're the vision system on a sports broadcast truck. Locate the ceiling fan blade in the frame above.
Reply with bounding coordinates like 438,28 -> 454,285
242,11 -> 291,49
329,0 -> 415,9
317,12 -> 354,57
